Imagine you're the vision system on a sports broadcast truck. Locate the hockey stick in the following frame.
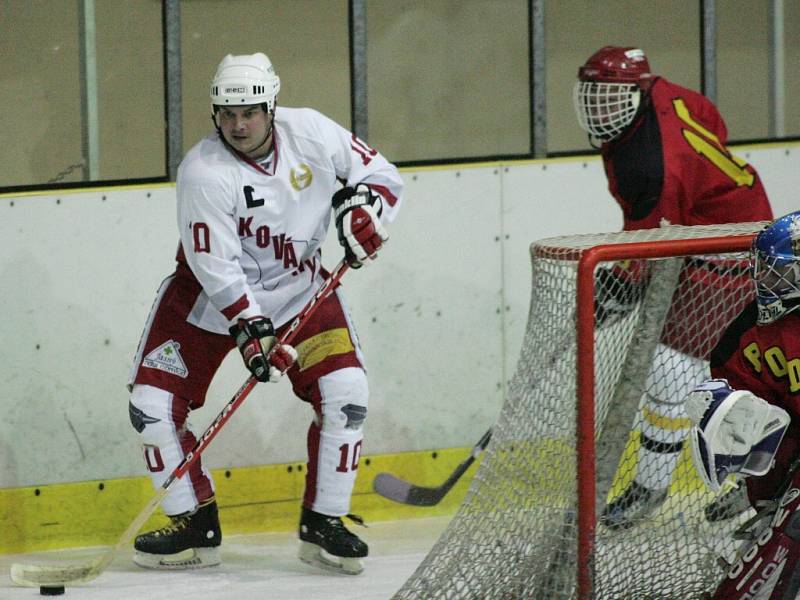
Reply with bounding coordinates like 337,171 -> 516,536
372,428 -> 492,506
10,259 -> 350,588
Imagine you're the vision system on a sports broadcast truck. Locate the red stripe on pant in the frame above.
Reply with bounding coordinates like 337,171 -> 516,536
172,394 -> 214,508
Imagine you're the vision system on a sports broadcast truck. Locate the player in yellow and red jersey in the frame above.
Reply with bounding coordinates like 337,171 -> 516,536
573,46 -> 773,529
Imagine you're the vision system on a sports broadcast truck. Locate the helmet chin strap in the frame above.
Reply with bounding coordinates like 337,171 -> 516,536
245,121 -> 274,158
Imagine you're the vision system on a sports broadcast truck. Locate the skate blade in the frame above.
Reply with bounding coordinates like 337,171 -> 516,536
298,541 -> 364,575
133,546 -> 220,570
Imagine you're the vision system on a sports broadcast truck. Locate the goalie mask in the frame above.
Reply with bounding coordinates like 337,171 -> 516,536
573,46 -> 653,143
686,379 -> 790,493
751,210 -> 800,325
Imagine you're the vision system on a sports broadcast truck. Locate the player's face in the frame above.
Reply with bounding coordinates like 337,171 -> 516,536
585,83 -> 628,122
216,105 -> 273,158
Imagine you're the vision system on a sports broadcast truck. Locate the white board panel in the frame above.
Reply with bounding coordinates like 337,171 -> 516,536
0,141 -> 795,487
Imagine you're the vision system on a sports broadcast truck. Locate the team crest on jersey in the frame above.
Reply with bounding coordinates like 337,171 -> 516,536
143,340 -> 188,378
289,164 -> 313,191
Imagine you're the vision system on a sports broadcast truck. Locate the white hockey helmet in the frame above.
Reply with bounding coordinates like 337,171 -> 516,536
210,53 -> 280,111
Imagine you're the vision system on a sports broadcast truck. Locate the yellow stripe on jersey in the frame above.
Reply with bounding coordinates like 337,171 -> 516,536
295,327 -> 354,371
642,407 -> 693,431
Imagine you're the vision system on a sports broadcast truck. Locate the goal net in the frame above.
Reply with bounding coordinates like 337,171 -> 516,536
392,222 -> 768,600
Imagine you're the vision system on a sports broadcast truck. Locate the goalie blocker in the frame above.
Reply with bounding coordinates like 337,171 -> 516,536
686,379 -> 799,599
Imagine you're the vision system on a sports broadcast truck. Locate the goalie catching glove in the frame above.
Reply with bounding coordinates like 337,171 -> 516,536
685,379 -> 790,493
332,184 -> 388,268
229,316 -> 297,382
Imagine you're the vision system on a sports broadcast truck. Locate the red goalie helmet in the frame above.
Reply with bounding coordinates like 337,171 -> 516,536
578,46 -> 652,84
573,46 -> 654,142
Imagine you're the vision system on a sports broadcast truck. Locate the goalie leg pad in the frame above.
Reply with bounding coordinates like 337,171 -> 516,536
304,367 -> 368,516
635,344 -> 707,490
129,384 -> 215,515
712,479 -> 800,599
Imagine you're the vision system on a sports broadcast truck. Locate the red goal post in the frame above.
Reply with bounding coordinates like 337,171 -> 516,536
570,233 -> 759,599
394,221 -> 768,600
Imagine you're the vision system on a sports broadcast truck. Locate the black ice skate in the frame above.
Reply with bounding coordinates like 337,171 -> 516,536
600,480 -> 668,531
298,507 -> 368,575
133,498 -> 221,569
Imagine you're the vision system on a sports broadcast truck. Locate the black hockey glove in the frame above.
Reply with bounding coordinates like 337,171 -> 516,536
594,262 -> 648,325
229,316 -> 297,382
332,184 -> 388,268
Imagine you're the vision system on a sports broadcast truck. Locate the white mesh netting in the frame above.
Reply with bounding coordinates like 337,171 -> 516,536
393,222 -> 768,600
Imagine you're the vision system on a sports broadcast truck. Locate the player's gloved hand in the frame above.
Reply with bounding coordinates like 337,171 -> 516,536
331,184 -> 388,268
229,316 -> 298,382
594,261 -> 648,325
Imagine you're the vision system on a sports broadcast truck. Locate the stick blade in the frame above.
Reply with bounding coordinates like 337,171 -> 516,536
373,473 -> 413,503
373,473 -> 444,507
10,560 -> 100,587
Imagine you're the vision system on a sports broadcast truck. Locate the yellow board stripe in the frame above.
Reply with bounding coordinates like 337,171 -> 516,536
0,430 -> 710,555
0,447 -> 476,555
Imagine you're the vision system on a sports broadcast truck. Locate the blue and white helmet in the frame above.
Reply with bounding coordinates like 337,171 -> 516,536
751,211 -> 800,325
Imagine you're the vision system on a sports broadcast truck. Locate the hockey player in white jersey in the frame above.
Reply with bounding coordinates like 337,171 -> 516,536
127,52 -> 403,575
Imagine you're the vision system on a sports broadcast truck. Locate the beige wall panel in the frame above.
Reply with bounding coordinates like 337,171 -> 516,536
785,2 -> 800,137
0,2 -> 82,187
95,2 -> 164,180
1,0 -> 796,189
180,0 -> 351,157
718,1 -> 770,140
367,1 -> 530,162
547,1 -> 701,153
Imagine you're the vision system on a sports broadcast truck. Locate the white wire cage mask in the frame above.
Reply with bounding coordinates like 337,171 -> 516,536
573,81 -> 641,141
752,249 -> 800,325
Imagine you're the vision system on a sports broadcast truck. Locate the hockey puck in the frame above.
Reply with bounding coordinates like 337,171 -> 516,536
40,585 -> 65,595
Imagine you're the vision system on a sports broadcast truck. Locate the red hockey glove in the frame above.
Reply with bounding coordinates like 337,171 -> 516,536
332,184 -> 389,268
229,317 -> 297,382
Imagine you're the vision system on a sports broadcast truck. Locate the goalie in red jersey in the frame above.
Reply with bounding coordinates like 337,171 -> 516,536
686,211 -> 800,599
573,45 -> 774,529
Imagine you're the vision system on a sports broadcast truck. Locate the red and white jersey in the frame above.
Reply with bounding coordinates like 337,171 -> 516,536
174,106 -> 403,334
602,77 -> 772,229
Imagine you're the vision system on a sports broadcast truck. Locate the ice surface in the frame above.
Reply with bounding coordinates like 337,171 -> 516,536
0,516 -> 449,600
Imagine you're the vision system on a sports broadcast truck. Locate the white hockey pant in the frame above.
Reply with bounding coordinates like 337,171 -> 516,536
634,343 -> 708,491
129,384 -> 215,516
307,367 -> 368,516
